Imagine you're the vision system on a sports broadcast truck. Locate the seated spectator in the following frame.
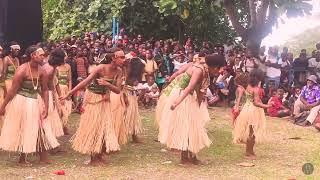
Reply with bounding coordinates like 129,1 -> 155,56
139,75 -> 158,106
288,86 -> 301,114
267,89 -> 290,117
293,75 -> 320,126
145,85 -> 160,107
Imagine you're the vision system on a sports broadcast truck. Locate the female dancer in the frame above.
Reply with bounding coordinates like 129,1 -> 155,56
60,48 -> 124,165
158,54 -> 225,165
3,43 -> 21,91
0,45 -> 4,130
0,45 -> 59,164
56,54 -> 72,134
123,55 -> 145,143
233,69 -> 270,159
42,48 -> 66,138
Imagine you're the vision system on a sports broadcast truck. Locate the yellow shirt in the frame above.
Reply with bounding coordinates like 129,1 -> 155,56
143,59 -> 158,81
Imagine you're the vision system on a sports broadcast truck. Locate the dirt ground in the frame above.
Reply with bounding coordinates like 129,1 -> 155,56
0,107 -> 319,179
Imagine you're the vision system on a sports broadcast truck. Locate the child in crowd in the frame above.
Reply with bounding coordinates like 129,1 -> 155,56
232,73 -> 248,126
139,75 -> 158,107
173,53 -> 187,73
267,89 -> 291,117
145,85 -> 160,107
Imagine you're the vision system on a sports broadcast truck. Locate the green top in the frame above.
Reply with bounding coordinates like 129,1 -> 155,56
17,79 -> 40,99
87,77 -> 115,95
163,72 -> 191,96
57,70 -> 68,85
235,87 -> 246,108
6,64 -> 16,80
244,91 -> 254,105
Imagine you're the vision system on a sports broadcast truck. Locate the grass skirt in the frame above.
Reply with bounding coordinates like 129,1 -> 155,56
125,92 -> 142,135
158,88 -> 211,154
0,88 -> 4,131
43,91 -> 64,137
58,84 -> 72,126
110,92 -> 128,145
0,94 -> 59,153
71,90 -> 120,155
233,102 -> 266,143
155,93 -> 167,128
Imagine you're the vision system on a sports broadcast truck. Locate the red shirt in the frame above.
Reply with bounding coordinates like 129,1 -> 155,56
267,96 -> 283,117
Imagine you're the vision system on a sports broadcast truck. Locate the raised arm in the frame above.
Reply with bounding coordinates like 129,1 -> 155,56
64,66 -> 99,98
168,62 -> 193,82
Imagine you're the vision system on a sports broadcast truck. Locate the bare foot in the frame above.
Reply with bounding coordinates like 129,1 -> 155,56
50,147 -> 67,155
88,159 -> 104,166
39,159 -> 54,164
132,135 -> 143,143
17,160 -> 32,167
190,156 -> 206,165
170,149 -> 181,155
245,154 -> 257,160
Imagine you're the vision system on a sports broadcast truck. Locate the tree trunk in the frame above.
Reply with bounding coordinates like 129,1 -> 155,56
246,35 -> 262,58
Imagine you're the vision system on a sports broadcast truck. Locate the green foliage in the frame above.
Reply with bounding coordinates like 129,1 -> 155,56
43,0 -> 236,45
42,0 -> 126,40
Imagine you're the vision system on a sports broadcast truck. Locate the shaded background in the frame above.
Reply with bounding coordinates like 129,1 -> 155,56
0,0 -> 42,49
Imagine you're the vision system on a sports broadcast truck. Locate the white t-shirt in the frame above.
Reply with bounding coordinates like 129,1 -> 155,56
147,91 -> 160,98
266,55 -> 282,78
142,83 -> 157,91
173,60 -> 187,71
308,58 -> 320,77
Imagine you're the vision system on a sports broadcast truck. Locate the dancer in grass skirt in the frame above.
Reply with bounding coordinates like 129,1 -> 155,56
233,69 -> 270,159
0,46 -> 59,165
158,54 -> 225,165
60,48 -> 125,165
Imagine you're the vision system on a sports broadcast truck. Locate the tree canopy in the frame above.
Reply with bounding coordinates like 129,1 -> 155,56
43,0 -> 313,50
42,0 -> 235,45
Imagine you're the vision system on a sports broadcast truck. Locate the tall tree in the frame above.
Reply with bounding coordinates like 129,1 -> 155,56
222,0 -> 313,56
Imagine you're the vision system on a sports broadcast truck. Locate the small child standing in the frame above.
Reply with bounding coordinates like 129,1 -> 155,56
232,73 -> 248,126
233,69 -> 271,160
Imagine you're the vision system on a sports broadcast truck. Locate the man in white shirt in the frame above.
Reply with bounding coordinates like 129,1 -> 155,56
308,50 -> 320,78
265,46 -> 282,89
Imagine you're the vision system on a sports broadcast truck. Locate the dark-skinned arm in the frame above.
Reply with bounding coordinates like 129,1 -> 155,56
253,89 -> 270,109
63,66 -> 99,98
40,69 -> 49,118
97,69 -> 122,94
168,62 -> 193,82
0,66 -> 24,115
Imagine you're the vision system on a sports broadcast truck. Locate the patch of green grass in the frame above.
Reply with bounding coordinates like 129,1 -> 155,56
0,107 -> 319,179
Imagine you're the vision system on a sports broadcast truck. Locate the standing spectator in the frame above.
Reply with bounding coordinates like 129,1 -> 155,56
75,49 -> 88,81
142,49 -> 158,82
293,75 -> 320,126
173,53 -> 187,73
293,49 -> 308,86
281,52 -> 294,87
265,46 -> 282,89
308,50 -> 320,79
66,47 -> 78,88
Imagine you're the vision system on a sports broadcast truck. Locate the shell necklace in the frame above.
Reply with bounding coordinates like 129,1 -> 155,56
28,62 -> 39,90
